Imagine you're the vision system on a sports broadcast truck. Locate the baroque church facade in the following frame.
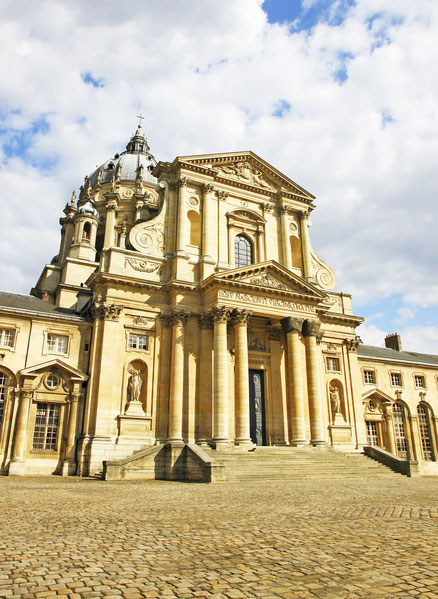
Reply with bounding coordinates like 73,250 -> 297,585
1,123 -> 438,479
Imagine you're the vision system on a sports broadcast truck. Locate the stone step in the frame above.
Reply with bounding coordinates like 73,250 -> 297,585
202,447 -> 400,481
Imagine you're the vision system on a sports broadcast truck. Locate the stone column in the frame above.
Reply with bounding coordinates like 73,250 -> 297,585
280,206 -> 292,270
63,390 -> 81,475
256,228 -> 265,263
384,408 -> 397,455
303,320 -> 326,445
212,306 -> 231,448
168,312 -> 187,443
197,314 -> 214,445
282,317 -> 307,445
300,210 -> 313,281
176,178 -> 189,256
103,201 -> 117,249
157,314 -> 172,442
233,309 -> 252,445
9,390 -> 32,475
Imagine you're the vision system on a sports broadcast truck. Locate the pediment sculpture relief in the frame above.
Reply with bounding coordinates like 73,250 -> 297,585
214,160 -> 275,190
246,273 -> 287,290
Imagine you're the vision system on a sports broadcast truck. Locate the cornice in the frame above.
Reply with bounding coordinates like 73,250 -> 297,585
319,312 -> 364,327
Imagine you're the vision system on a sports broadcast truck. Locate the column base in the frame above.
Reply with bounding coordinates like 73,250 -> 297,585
211,440 -> 233,451
310,440 -> 328,447
8,459 -> 25,476
290,439 -> 308,447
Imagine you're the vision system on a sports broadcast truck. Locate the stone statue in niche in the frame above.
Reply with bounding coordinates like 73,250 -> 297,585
330,386 -> 341,416
125,365 -> 146,415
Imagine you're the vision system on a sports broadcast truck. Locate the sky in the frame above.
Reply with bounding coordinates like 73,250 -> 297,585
0,0 -> 437,352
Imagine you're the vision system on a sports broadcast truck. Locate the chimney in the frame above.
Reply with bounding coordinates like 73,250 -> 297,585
41,291 -> 50,303
385,333 -> 402,352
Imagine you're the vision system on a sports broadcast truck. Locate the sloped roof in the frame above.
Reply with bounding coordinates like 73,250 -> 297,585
358,344 -> 438,367
0,292 -> 85,321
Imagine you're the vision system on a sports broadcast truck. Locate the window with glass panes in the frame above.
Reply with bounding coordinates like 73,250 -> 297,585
363,370 -> 375,384
390,372 -> 402,386
414,375 -> 425,388
234,235 -> 253,268
128,333 -> 148,350
417,404 -> 433,460
393,403 -> 408,458
0,372 -> 8,426
366,421 -> 380,446
326,357 -> 340,371
32,403 -> 60,450
47,334 -> 68,354
0,328 -> 15,348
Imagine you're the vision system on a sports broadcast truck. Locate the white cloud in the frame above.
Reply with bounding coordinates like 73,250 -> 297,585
0,0 -> 437,339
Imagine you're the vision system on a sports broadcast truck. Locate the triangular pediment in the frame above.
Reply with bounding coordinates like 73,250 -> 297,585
20,359 -> 88,381
177,151 -> 315,201
202,261 -> 326,300
362,388 -> 393,403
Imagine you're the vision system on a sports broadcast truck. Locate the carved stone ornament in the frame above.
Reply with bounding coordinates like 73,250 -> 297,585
129,315 -> 155,329
344,337 -> 361,352
263,202 -> 274,213
217,190 -> 229,201
198,313 -> 214,330
91,303 -> 123,321
248,273 -> 287,290
159,313 -> 173,328
311,251 -> 336,291
248,336 -> 266,351
302,319 -> 321,337
231,308 -> 252,325
281,316 -> 304,335
171,311 -> 188,326
202,183 -> 214,194
211,305 -> 231,323
122,189 -> 134,199
214,160 -> 275,190
267,326 -> 282,341
125,257 -> 162,273
129,221 -> 165,255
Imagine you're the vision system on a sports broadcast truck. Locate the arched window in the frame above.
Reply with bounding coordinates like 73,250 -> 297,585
393,403 -> 408,458
235,234 -> 253,268
418,404 -> 433,460
188,210 -> 201,247
0,372 -> 8,427
82,222 -> 91,240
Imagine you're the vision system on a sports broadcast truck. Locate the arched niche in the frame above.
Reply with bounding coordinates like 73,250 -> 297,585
125,359 -> 148,414
328,379 -> 346,423
188,210 -> 201,247
290,235 -> 303,271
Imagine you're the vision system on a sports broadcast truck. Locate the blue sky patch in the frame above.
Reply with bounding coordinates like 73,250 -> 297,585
272,99 -> 291,117
381,109 -> 394,127
333,51 -> 354,84
81,72 -> 105,88
263,0 -> 356,32
1,115 -> 57,172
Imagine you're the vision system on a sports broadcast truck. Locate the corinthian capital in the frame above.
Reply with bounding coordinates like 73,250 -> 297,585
302,319 -> 321,337
171,311 -> 188,326
281,316 -> 304,335
231,308 -> 252,325
211,305 -> 231,323
202,183 -> 214,194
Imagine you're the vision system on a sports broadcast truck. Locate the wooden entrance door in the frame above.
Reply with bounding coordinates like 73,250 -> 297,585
249,369 -> 266,446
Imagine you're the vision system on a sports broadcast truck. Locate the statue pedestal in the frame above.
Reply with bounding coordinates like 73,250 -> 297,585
329,413 -> 352,446
117,403 -> 153,443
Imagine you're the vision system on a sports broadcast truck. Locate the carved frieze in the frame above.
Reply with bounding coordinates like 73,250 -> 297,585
214,160 -> 275,190
125,257 -> 162,273
128,315 -> 156,329
248,274 -> 287,290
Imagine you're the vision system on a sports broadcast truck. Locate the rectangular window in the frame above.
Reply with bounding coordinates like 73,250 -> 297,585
128,333 -> 148,351
32,403 -> 60,451
47,333 -> 68,354
326,357 -> 340,372
415,375 -> 425,388
0,328 -> 15,348
363,370 -> 376,384
366,421 -> 380,447
390,373 -> 402,387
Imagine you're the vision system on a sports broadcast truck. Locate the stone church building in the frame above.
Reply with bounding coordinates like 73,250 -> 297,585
1,123 -> 437,479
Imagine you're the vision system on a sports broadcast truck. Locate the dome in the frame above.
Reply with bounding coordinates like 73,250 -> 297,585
88,125 -> 157,188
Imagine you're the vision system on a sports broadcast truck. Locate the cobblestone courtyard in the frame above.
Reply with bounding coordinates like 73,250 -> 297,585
1,475 -> 438,599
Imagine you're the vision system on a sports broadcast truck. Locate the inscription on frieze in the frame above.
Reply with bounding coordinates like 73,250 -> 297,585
218,289 -> 316,313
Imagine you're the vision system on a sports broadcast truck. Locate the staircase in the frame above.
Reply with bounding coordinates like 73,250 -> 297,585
202,446 -> 401,482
